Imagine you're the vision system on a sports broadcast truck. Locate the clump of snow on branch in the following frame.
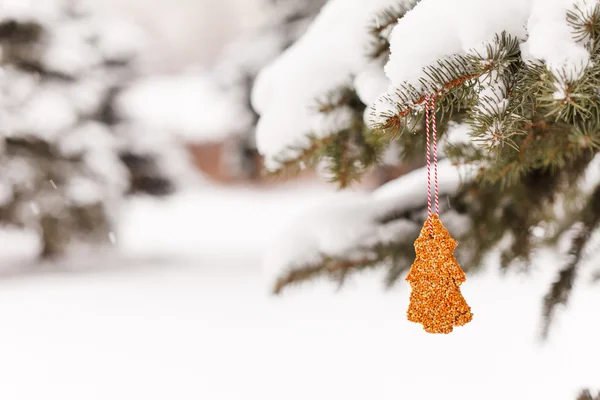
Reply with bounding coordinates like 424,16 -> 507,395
523,0 -> 591,80
354,64 -> 390,107
382,0 -> 530,90
252,0 -> 404,170
261,189 -> 416,285
372,0 -> 592,121
523,0 -> 593,99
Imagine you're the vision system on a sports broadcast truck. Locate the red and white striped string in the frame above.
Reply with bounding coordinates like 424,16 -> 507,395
425,95 -> 439,235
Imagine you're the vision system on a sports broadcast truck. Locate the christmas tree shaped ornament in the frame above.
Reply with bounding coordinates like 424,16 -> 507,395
405,96 -> 473,334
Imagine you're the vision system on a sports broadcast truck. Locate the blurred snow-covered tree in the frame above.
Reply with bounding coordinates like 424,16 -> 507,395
0,0 -> 178,259
117,0 -> 329,184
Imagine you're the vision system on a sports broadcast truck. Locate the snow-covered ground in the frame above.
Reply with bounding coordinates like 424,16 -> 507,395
0,184 -> 597,400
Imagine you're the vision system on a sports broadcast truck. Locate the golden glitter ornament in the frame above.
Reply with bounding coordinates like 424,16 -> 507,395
405,95 -> 472,334
406,214 -> 473,334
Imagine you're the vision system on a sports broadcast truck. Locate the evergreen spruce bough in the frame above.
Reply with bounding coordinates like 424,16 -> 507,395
254,0 -> 600,339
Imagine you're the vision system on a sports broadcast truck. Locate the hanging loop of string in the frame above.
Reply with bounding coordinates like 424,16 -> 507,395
431,96 -> 439,216
425,95 -> 439,236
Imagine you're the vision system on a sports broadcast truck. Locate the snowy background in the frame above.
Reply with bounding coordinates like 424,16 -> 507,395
0,1 -> 598,400
91,0 -> 265,73
2,185 -> 599,400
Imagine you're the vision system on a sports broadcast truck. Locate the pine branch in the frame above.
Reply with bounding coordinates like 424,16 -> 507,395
372,57 -> 477,138
273,241 -> 414,295
263,135 -> 333,177
263,129 -> 381,188
264,87 -> 383,187
273,252 -> 384,295
323,125 -> 384,188
531,5 -> 600,124
541,183 -> 600,340
271,149 -> 598,296
371,33 -> 521,140
271,185 -> 482,295
336,135 -> 350,188
567,3 -> 600,44
366,2 -> 416,60
448,151 -> 595,273
315,87 -> 363,114
536,62 -> 600,124
272,193 -> 447,294
263,86 -> 361,179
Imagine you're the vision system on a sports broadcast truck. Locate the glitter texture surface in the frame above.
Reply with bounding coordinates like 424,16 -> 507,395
406,214 -> 473,334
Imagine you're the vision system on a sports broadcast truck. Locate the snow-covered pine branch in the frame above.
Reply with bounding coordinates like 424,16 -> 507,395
252,0 -> 413,184
372,0 -> 597,144
254,0 -> 600,335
